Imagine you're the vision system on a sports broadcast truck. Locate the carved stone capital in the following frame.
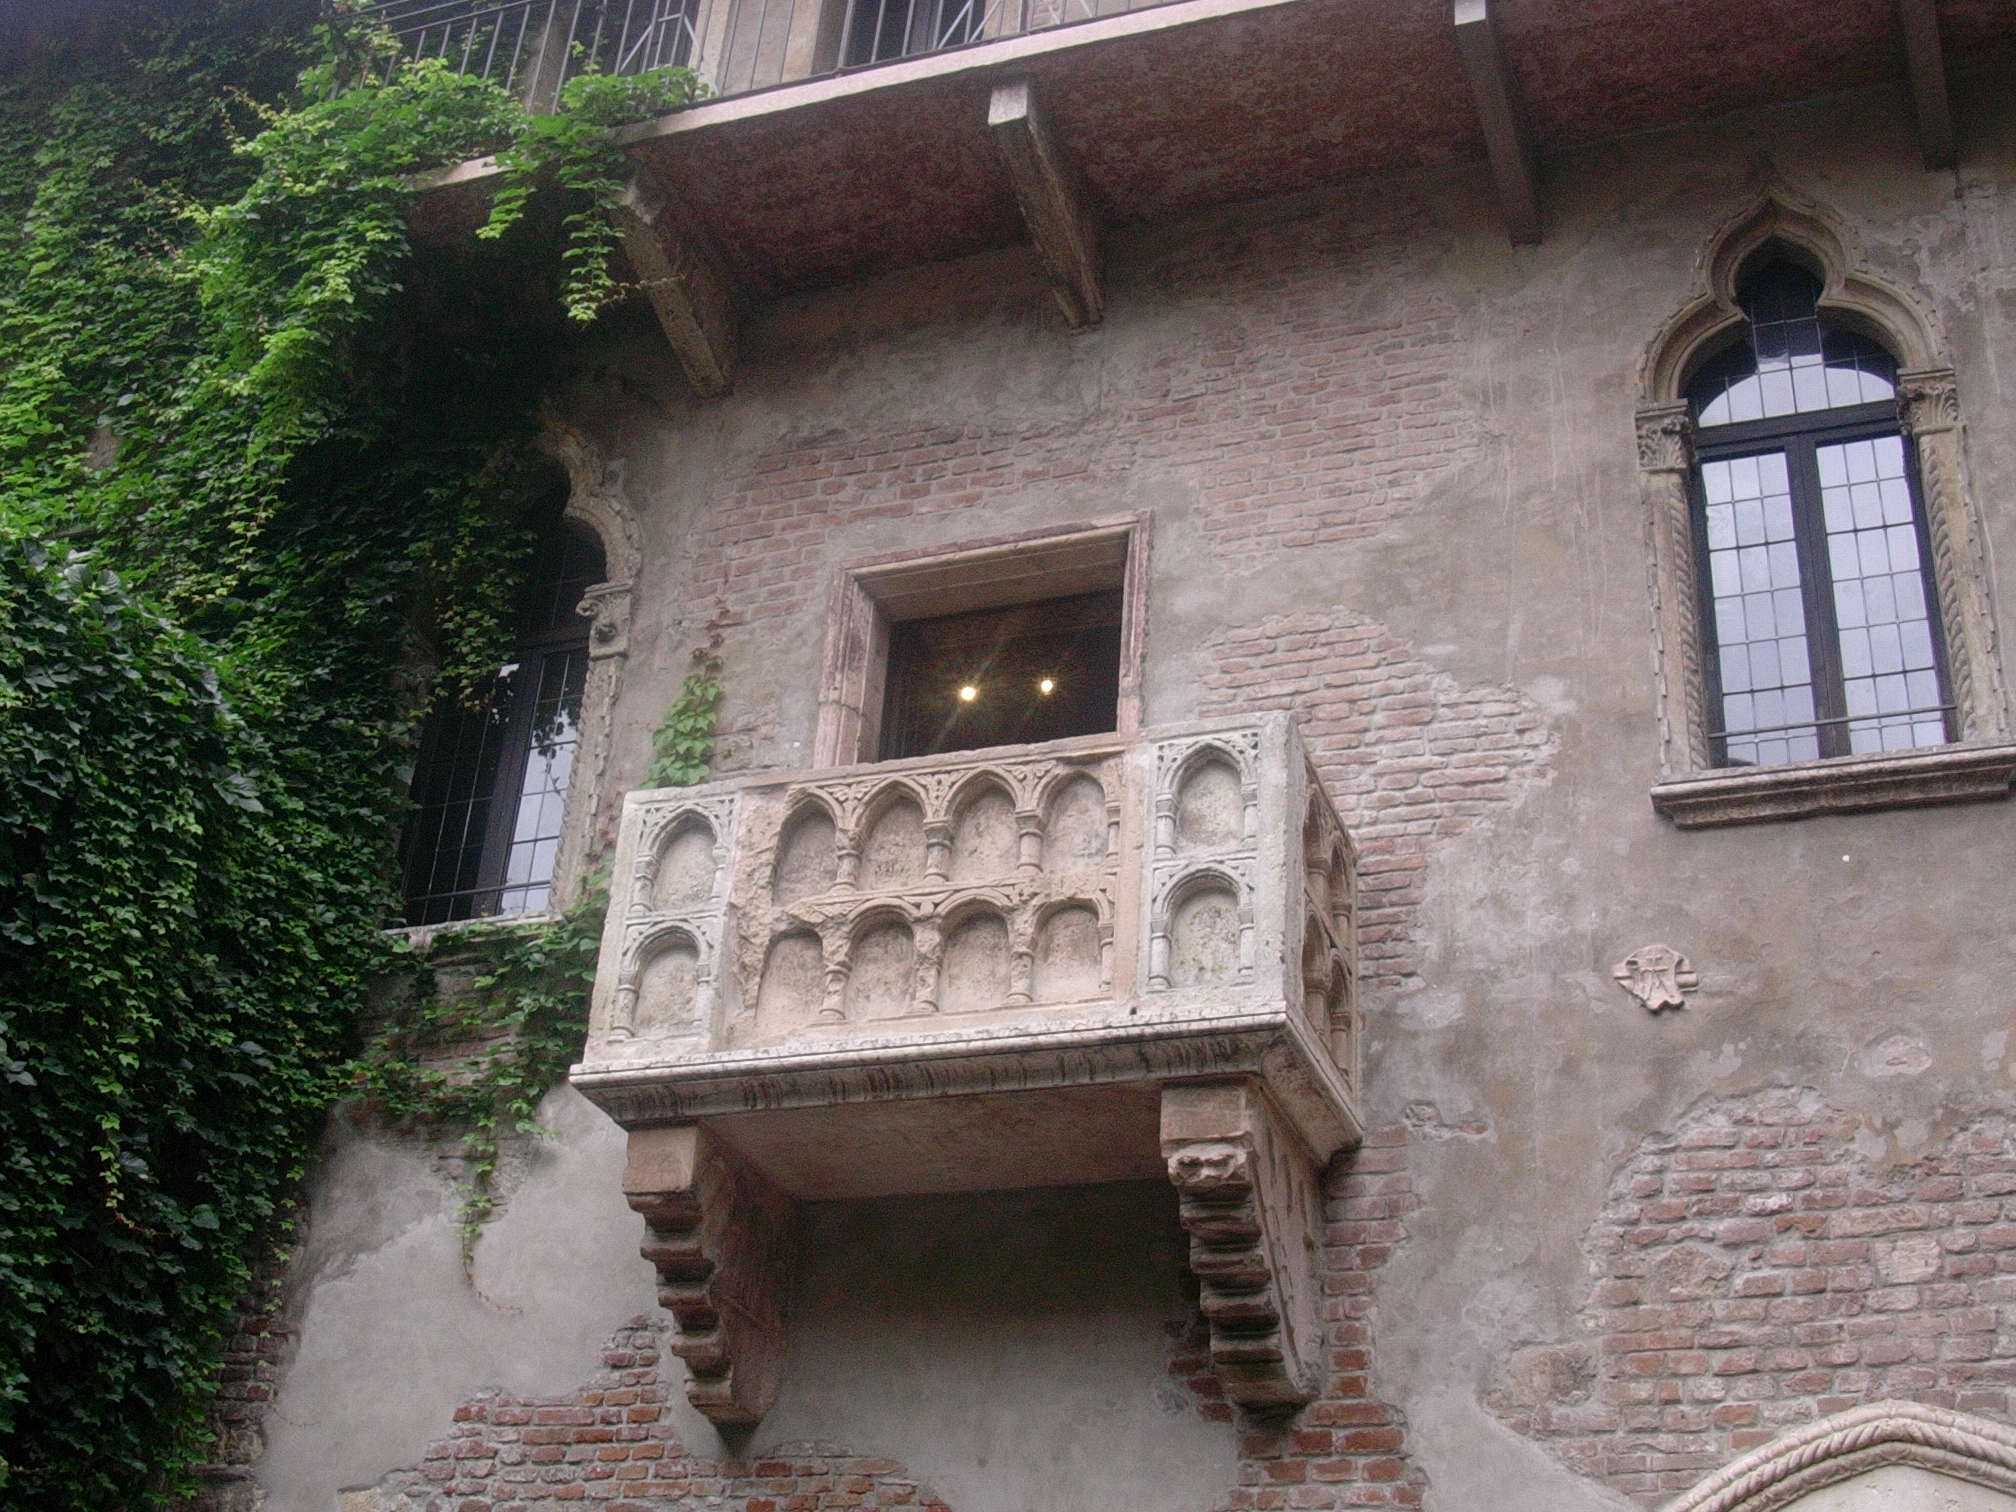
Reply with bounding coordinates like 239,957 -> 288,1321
579,580 -> 634,661
1898,365 -> 1960,436
1162,1081 -> 1323,1411
1635,401 -> 1694,473
623,1124 -> 795,1427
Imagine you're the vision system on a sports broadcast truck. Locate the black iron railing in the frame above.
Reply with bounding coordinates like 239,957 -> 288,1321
361,0 -> 1166,106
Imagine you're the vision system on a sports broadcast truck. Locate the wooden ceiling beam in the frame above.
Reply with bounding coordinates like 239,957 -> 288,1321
1453,0 -> 1541,246
988,77 -> 1105,328
611,175 -> 739,399
1898,0 -> 1956,169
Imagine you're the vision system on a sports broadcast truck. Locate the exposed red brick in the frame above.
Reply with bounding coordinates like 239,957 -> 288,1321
1196,611 -> 1553,989
1491,1089 -> 2016,1505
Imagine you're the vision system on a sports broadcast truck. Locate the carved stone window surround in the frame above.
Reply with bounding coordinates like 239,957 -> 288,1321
547,425 -> 642,907
813,517 -> 1150,767
1636,193 -> 2015,827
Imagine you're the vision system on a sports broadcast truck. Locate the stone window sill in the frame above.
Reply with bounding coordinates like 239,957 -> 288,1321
384,911 -> 561,955
1650,743 -> 2016,828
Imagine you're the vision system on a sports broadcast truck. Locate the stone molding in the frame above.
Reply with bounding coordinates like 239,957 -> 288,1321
1664,1400 -> 2016,1512
539,422 -> 643,906
1638,189 -> 1944,402
1649,741 -> 2016,827
1636,190 -> 2013,821
812,519 -> 1149,766
575,1001 -> 1358,1160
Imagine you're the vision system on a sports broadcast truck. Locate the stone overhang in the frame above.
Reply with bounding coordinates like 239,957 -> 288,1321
572,713 -> 1363,1421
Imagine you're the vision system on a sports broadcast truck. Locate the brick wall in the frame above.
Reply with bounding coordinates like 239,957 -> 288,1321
1227,1127 -> 1431,1512
173,1239 -> 293,1512
361,1322 -> 951,1510
1489,1088 -> 2016,1503
339,1132 -> 1428,1511
685,203 -> 1481,770
1198,611 -> 1553,990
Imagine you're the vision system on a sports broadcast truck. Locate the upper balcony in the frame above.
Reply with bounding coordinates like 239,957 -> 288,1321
366,0 -> 1175,108
571,714 -> 1362,1423
395,0 -> 2007,396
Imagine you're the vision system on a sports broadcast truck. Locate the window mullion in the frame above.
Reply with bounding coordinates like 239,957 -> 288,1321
1785,437 -> 1850,758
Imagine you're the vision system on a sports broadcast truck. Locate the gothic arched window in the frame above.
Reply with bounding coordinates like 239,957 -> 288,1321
399,512 -> 607,925
1684,254 -> 1951,767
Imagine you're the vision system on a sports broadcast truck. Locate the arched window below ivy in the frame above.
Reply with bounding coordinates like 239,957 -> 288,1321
398,511 -> 606,925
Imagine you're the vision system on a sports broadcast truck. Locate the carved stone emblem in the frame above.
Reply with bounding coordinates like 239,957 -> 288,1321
1612,944 -> 1697,1013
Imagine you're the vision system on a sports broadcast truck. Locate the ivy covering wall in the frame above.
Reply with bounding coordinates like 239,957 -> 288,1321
0,2 -> 703,1500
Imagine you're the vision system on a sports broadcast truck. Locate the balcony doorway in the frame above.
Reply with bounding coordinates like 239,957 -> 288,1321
814,520 -> 1148,768
879,589 -> 1122,760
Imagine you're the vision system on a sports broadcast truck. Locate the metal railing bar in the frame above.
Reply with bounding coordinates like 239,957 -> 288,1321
497,5 -> 523,91
364,0 -> 1193,109
1710,703 -> 1955,741
614,0 -> 644,69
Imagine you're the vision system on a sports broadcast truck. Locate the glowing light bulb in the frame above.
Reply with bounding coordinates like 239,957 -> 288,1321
1037,677 -> 1055,695
958,684 -> 978,702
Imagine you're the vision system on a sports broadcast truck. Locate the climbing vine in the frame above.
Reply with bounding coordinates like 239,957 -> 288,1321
0,1 -> 707,1501
649,649 -> 728,788
483,65 -> 708,322
354,886 -> 611,1261
352,650 -> 725,1256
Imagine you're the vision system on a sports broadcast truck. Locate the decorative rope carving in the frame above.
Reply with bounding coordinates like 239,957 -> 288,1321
1899,367 -> 2009,741
1637,403 -> 1706,774
1664,1400 -> 2016,1512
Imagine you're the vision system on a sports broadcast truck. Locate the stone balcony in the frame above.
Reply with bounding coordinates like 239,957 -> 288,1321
572,713 -> 1362,1422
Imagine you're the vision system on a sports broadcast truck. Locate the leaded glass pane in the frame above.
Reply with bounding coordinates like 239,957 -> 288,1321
1818,436 -> 1949,754
1690,262 -> 1897,426
1701,451 -> 1819,765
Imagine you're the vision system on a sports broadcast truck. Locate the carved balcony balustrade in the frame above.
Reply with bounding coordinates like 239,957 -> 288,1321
572,713 -> 1363,1423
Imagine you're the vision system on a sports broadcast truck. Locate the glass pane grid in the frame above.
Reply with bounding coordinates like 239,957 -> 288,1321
1819,436 -> 1948,754
400,515 -> 605,927
1692,263 -> 1897,426
400,685 -> 514,926
1701,452 -> 1820,766
494,648 -> 588,918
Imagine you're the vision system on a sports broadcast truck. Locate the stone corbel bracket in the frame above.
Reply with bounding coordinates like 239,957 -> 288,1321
623,1124 -> 795,1427
988,77 -> 1104,328
611,174 -> 738,398
1163,1080 -> 1325,1410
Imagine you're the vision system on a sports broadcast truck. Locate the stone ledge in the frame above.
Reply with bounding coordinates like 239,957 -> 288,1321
1650,743 -> 2016,828
573,1001 -> 1360,1164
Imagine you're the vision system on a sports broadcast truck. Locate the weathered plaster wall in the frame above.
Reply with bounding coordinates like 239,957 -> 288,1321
251,78 -> 2016,1512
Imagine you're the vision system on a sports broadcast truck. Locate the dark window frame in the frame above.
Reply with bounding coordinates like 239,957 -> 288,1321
1691,401 -> 1956,766
399,519 -> 605,927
